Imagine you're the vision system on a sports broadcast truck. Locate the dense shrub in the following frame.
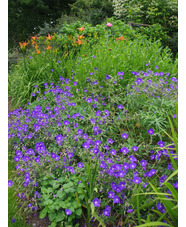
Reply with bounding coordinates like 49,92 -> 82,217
69,0 -> 114,26
113,0 -> 178,55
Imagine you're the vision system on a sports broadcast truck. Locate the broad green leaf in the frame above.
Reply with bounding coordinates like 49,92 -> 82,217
76,208 -> 82,216
48,221 -> 57,227
48,212 -> 56,221
56,190 -> 65,198
56,212 -> 64,222
39,207 -> 48,219
44,199 -> 53,206
135,221 -> 171,227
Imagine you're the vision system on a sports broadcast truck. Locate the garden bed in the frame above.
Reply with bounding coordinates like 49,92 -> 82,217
8,19 -> 178,227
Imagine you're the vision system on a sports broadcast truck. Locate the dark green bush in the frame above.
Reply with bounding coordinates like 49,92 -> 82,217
69,0 -> 114,25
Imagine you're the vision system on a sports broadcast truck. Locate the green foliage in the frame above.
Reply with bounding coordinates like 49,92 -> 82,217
134,105 -> 178,227
39,174 -> 85,226
113,0 -> 178,55
8,158 -> 31,227
69,0 -> 114,25
77,154 -> 102,227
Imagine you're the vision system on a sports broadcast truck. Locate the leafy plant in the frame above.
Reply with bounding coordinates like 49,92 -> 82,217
39,174 -> 85,227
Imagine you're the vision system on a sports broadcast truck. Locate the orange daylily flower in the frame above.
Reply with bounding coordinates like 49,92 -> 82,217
46,45 -> 52,50
31,40 -> 36,45
34,44 -> 39,49
36,49 -> 41,54
46,33 -> 55,41
116,36 -> 127,41
31,35 -> 38,41
78,34 -> 85,39
19,41 -> 28,50
76,39 -> 84,45
77,27 -> 85,32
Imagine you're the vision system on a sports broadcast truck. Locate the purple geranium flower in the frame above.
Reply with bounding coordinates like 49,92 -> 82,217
129,155 -> 137,162
92,198 -> 101,207
77,129 -> 83,134
117,72 -> 124,76
133,176 -> 141,184
96,110 -> 101,116
118,104 -> 123,109
103,208 -> 110,216
132,146 -> 138,152
105,74 -> 110,80
34,124 -> 40,132
121,133 -> 128,139
86,98 -> 92,103
90,118 -> 95,124
130,162 -> 137,169
118,171 -> 125,177
123,163 -> 129,170
104,109 -> 109,115
140,159 -> 148,167
65,209 -> 72,215
127,209 -> 133,213
113,196 -> 120,204
56,134 -> 63,142
93,126 -> 99,131
110,149 -> 116,155
82,133 -> 88,139
77,162 -> 84,169
94,140 -> 101,146
118,182 -> 126,189
82,142 -> 89,149
121,147 -> 129,155
108,138 -> 114,144
148,128 -> 154,135
14,156 -> 20,162
108,191 -> 115,199
64,120 -> 70,125
8,180 -> 13,187
157,141 -> 165,147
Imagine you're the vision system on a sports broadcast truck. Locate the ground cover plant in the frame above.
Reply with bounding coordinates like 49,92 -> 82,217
8,20 -> 178,227
8,63 -> 178,226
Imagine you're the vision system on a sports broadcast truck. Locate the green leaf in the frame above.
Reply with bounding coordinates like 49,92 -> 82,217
56,190 -> 65,198
56,212 -> 65,222
135,222 -> 171,227
52,181 -> 60,189
136,184 -> 142,225
39,207 -> 48,219
48,221 -> 57,227
48,212 -> 56,221
41,194 -> 49,200
76,208 -> 82,216
152,210 -> 172,225
44,199 -> 53,206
